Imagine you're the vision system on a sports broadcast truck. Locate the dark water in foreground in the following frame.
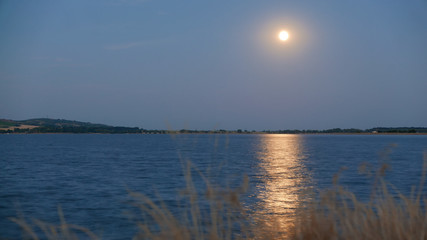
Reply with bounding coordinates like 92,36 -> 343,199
1,134 -> 427,239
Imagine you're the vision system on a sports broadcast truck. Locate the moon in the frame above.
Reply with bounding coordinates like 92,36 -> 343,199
278,30 -> 289,41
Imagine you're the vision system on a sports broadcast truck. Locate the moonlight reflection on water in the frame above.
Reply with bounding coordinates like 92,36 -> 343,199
255,134 -> 313,231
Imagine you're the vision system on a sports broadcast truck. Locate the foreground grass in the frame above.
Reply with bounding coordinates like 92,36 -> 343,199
292,158 -> 427,240
10,154 -> 427,240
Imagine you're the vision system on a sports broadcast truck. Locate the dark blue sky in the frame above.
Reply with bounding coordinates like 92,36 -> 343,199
1,0 -> 426,130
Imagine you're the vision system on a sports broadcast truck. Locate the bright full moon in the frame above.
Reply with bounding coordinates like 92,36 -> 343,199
278,30 -> 289,41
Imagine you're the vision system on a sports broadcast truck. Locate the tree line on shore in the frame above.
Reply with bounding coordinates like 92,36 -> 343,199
1,118 -> 426,134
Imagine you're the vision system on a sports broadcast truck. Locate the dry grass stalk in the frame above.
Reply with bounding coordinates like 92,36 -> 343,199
128,160 -> 252,240
9,207 -> 99,240
291,153 -> 427,240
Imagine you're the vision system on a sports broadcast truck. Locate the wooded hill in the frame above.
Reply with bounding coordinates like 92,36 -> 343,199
0,118 -> 143,134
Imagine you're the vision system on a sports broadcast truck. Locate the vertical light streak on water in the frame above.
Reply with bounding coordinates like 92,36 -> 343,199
254,134 -> 313,233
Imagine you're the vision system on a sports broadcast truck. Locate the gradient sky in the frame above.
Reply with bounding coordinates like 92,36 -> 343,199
1,0 -> 426,130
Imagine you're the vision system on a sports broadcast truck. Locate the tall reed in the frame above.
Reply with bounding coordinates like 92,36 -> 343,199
291,153 -> 427,240
127,160 -> 252,240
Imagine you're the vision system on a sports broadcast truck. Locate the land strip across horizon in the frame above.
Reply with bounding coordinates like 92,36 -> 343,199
0,118 -> 426,134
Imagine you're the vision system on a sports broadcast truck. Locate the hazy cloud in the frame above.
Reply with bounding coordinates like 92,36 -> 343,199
105,39 -> 171,50
31,56 -> 71,62
55,57 -> 72,62
108,0 -> 149,6
157,11 -> 168,16
104,41 -> 149,50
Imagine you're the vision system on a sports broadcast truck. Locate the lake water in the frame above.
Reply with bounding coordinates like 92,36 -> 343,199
1,134 -> 427,239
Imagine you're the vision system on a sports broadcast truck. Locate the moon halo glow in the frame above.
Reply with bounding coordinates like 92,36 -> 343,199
278,30 -> 289,41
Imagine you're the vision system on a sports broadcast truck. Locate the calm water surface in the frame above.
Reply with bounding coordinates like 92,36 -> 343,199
1,134 -> 426,239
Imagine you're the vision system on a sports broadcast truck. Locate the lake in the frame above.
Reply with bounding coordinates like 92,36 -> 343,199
1,134 -> 426,239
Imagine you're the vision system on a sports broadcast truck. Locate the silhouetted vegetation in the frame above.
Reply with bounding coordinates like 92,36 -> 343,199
1,118 -> 426,134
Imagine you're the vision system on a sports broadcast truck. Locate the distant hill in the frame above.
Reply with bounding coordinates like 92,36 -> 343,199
0,118 -> 143,134
18,118 -> 108,128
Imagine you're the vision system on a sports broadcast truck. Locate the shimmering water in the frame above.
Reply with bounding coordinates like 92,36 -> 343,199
1,134 -> 426,239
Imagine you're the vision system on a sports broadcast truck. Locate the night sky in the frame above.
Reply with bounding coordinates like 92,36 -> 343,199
1,0 -> 426,130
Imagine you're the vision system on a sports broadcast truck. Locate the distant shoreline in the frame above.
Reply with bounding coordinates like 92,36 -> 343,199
2,132 -> 427,135
1,118 -> 426,135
